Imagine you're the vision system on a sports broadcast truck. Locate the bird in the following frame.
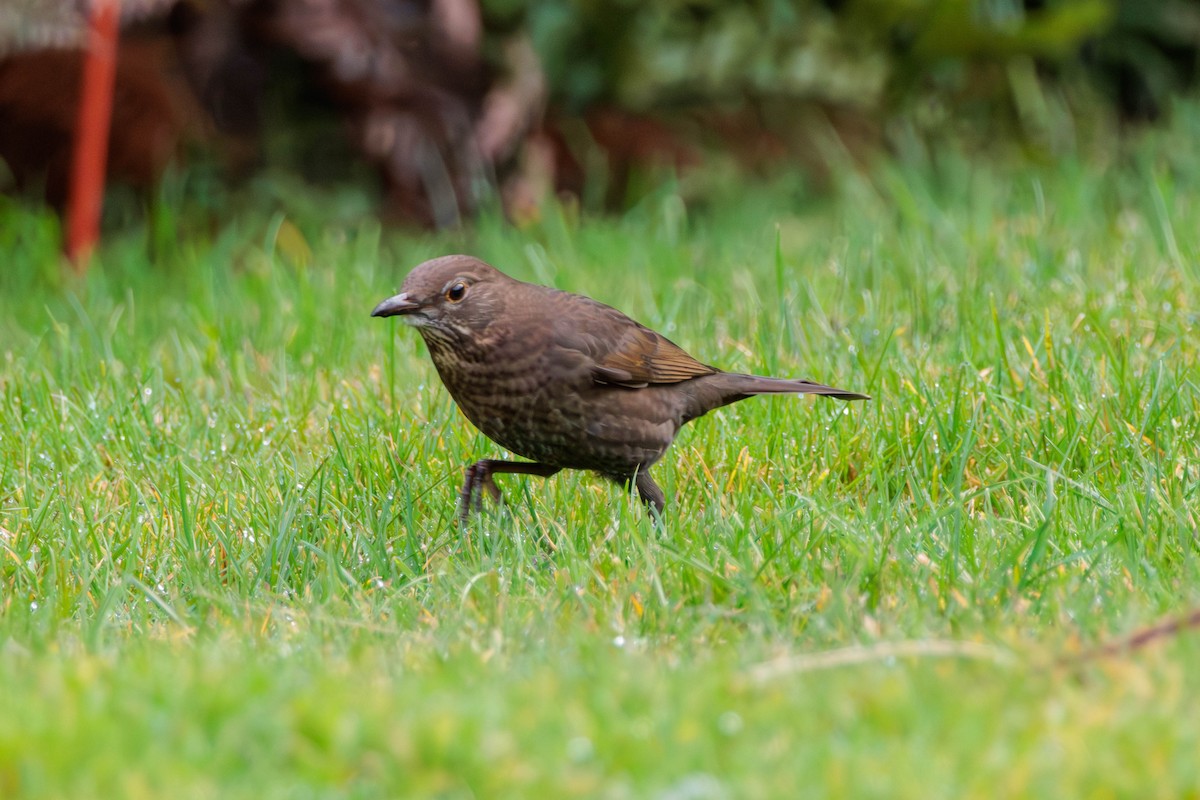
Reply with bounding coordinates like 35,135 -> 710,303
372,254 -> 869,522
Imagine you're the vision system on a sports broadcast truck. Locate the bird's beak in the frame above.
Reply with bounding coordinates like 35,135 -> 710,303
371,292 -> 420,318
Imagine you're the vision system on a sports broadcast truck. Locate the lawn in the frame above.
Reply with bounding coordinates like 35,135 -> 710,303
2,112 -> 1200,797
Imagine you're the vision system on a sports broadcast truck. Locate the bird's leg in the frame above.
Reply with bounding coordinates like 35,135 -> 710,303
459,459 -> 562,524
634,470 -> 666,517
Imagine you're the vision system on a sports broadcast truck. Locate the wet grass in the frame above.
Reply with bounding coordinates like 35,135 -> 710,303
2,113 -> 1200,795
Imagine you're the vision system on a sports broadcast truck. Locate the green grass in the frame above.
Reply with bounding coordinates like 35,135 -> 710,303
3,109 -> 1200,796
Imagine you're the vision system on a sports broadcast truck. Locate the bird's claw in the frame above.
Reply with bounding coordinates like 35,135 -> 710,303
458,462 -> 504,524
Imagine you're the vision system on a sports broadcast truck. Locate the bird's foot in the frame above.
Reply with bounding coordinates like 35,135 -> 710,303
456,460 -> 562,524
459,461 -> 504,524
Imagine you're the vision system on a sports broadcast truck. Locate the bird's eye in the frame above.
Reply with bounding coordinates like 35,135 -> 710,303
445,281 -> 467,303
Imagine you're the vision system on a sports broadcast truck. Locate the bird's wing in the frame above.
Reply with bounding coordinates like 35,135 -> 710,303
591,324 -> 717,387
550,293 -> 717,388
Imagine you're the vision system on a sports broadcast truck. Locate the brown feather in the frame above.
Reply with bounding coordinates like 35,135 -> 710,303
545,291 -> 717,388
591,324 -> 717,387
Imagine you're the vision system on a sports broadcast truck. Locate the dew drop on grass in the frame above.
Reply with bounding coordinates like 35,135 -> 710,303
613,635 -> 626,648
566,737 -> 593,762
717,711 -> 743,736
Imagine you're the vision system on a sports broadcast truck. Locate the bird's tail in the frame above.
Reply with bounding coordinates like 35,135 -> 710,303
678,372 -> 869,423
719,373 -> 870,401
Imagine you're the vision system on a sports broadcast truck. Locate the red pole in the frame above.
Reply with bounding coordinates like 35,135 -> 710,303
66,0 -> 121,269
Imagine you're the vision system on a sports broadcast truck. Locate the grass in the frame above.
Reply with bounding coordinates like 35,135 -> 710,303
3,107 -> 1200,796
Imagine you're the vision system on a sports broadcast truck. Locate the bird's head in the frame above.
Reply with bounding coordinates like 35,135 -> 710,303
371,255 -> 510,340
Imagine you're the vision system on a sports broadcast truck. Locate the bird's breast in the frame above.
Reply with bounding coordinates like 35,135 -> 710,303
421,329 -> 685,473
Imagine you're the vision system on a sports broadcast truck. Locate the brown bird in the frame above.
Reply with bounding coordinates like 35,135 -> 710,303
372,255 -> 869,521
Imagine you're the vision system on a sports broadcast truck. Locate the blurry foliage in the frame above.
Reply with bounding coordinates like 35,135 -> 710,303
1085,0 -> 1200,121
484,0 -> 1200,142
5,0 -> 1200,225
483,0 -> 892,111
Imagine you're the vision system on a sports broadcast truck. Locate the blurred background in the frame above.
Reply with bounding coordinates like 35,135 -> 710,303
1,0 -> 1198,233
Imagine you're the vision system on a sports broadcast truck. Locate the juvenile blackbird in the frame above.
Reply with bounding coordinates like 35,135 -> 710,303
372,255 -> 869,521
